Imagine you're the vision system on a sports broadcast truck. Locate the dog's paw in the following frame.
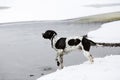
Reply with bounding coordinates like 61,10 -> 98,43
90,59 -> 94,64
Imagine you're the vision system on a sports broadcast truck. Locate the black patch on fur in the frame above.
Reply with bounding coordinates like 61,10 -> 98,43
55,38 -> 66,49
82,37 -> 91,51
68,39 -> 81,46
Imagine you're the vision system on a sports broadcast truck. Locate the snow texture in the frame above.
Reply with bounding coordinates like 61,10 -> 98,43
37,55 -> 120,80
88,21 -> 120,43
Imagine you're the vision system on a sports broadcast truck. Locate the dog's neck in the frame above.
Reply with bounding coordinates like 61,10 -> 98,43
51,34 -> 57,48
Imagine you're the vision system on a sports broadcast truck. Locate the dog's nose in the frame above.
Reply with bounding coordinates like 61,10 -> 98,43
42,33 -> 44,37
42,33 -> 45,38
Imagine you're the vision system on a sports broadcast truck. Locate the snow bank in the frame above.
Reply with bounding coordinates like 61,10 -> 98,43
88,21 -> 120,43
37,55 -> 120,80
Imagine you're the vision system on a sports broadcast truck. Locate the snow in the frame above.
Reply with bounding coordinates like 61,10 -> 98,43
0,0 -> 120,23
37,55 -> 120,80
88,21 -> 120,43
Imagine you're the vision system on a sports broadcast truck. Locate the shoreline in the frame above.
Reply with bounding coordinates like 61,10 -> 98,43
0,11 -> 120,25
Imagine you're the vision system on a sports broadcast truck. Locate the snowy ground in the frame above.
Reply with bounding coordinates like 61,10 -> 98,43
88,21 -> 120,43
37,55 -> 120,80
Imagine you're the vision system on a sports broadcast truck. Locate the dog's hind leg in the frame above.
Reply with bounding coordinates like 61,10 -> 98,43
82,50 -> 94,64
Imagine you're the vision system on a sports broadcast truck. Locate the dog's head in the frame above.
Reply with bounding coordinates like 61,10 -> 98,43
42,30 -> 57,39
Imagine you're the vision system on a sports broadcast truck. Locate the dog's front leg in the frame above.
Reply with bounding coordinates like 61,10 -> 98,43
59,54 -> 64,69
56,50 -> 64,69
56,53 -> 60,66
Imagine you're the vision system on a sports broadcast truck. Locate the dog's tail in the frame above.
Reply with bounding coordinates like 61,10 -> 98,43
83,35 -> 99,46
94,42 -> 120,47
84,37 -> 98,46
83,35 -> 120,47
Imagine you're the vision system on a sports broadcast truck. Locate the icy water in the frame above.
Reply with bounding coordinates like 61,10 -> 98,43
0,21 -> 120,80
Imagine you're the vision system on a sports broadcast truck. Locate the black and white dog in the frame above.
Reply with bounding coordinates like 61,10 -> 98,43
42,30 -> 96,69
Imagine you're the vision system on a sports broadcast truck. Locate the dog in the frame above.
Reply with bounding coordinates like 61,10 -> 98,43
42,30 -> 96,69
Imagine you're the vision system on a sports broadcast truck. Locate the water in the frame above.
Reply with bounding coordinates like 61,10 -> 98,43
0,21 -> 120,80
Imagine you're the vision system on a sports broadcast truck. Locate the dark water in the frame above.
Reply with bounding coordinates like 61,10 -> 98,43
0,21 -> 120,80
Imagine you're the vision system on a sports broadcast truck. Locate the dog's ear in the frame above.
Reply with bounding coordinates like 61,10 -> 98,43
42,30 -> 57,39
